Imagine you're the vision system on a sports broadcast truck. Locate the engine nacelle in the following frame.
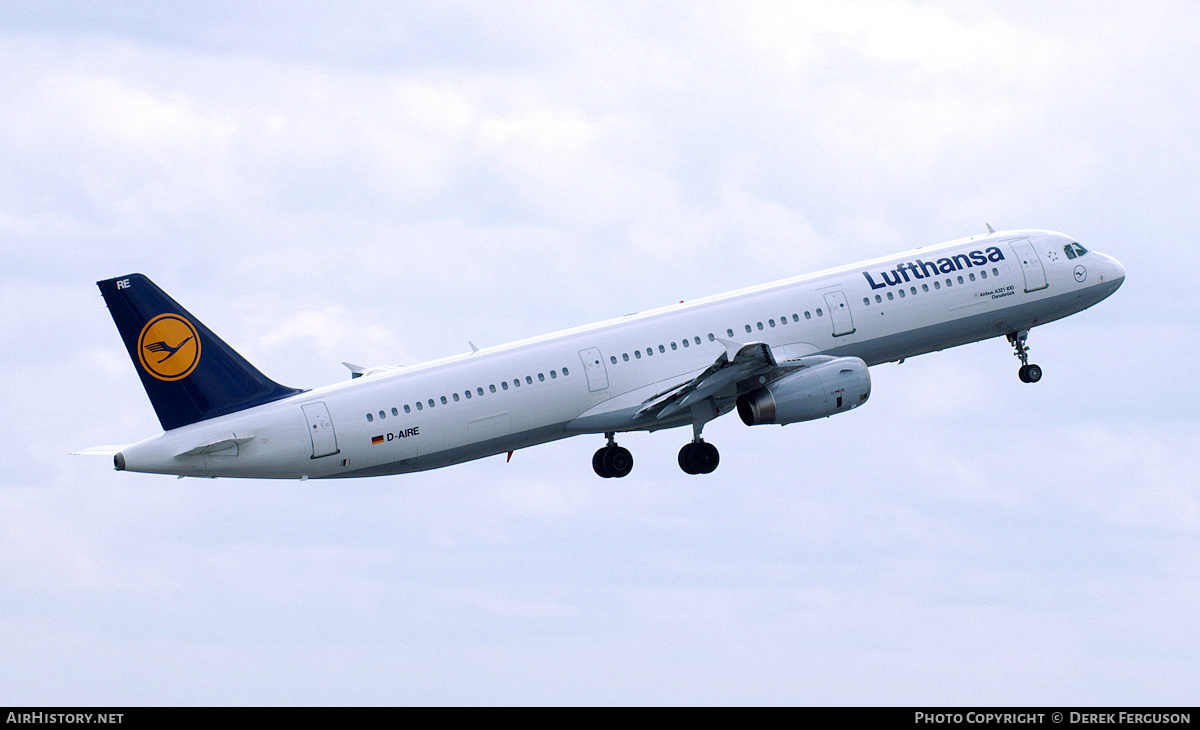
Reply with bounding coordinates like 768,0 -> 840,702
737,357 -> 871,426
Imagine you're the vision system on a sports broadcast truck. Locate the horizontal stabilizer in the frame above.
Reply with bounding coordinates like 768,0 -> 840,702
70,445 -> 130,456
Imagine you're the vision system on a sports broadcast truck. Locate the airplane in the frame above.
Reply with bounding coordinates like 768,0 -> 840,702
81,228 -> 1124,480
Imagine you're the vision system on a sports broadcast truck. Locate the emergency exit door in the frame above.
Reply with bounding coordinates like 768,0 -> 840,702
823,290 -> 856,337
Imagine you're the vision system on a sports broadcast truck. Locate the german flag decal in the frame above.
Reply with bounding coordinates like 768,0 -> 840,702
371,435 -> 384,445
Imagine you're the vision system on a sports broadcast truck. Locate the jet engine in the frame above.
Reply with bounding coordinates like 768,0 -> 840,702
737,357 -> 871,426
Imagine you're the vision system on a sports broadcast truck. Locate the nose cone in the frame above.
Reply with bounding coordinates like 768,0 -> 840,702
1105,253 -> 1126,290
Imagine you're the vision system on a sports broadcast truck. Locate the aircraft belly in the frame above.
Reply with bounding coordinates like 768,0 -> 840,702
330,420 -> 575,477
840,285 -> 1097,366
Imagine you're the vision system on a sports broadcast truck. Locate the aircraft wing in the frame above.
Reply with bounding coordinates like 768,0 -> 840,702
634,339 -> 778,422
633,338 -> 843,424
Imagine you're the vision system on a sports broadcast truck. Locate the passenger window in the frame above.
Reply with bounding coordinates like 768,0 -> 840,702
502,381 -> 509,390
489,384 -> 496,393
526,376 -> 533,384
658,345 -> 665,353
757,322 -> 763,330
392,407 -> 399,416
562,368 -> 568,376
779,316 -> 787,326
440,396 -> 447,404
379,410 -> 386,419
863,297 -> 870,305
682,339 -> 689,348
887,292 -> 894,300
416,402 -> 423,411
745,324 -> 752,333
980,270 -> 987,279
804,311 -> 811,320
769,319 -> 776,327
969,273 -> 976,281
366,413 -> 374,422
792,314 -> 799,322
694,337 -> 701,345
514,379 -> 521,388
957,276 -> 964,284
993,268 -> 999,276
708,333 -> 715,341
875,294 -> 882,302
429,399 -> 436,408
611,355 -> 618,364
538,373 -> 545,381
946,278 -> 952,287
646,348 -> 652,357
910,287 -> 917,295
816,308 -> 823,316
453,393 -> 460,402
727,328 -> 735,337
934,281 -> 940,290
464,390 -> 472,398
898,289 -> 905,298
623,353 -> 629,362
550,370 -> 557,379
478,386 -> 485,395
921,284 -> 928,292
670,342 -> 677,350
404,405 -> 411,413
635,351 -> 642,359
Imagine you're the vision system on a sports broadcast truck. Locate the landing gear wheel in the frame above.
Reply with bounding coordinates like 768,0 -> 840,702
678,443 -> 698,474
593,443 -> 633,478
1007,330 -> 1041,384
678,441 -> 719,475
603,446 -> 634,478
593,448 -> 612,478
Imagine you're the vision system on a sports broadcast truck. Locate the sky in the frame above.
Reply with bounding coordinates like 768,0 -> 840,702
1,0 -> 1198,705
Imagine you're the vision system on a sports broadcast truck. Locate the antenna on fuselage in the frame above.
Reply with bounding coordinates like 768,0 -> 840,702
985,223 -> 996,234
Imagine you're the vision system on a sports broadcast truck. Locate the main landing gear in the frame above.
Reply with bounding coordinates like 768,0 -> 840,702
678,413 -> 719,475
1007,330 -> 1042,383
593,433 -> 633,478
678,440 -> 719,475
591,432 -> 722,477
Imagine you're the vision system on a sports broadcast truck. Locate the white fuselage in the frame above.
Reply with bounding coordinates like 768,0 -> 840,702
116,229 -> 1125,479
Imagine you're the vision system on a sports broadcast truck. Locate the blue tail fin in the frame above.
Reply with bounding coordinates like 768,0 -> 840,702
98,274 -> 304,431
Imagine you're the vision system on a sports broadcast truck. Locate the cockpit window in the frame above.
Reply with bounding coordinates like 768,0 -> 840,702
1064,242 -> 1088,259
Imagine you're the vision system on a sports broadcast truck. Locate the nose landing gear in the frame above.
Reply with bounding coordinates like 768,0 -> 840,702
1007,330 -> 1042,383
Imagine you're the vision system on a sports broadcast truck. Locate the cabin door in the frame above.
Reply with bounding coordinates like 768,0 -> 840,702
1009,239 -> 1048,292
301,402 -> 340,459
